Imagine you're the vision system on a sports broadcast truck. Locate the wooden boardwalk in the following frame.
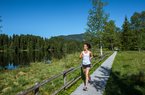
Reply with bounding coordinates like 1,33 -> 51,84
71,51 -> 117,95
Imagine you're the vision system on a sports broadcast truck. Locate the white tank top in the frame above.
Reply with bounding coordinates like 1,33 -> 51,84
82,51 -> 91,65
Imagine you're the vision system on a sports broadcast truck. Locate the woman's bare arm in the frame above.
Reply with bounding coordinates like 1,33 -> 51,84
90,51 -> 93,60
80,51 -> 83,59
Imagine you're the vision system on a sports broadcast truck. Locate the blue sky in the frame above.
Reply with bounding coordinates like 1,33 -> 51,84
0,0 -> 145,38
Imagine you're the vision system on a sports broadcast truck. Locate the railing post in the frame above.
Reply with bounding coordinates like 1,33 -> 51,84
34,82 -> 39,95
63,71 -> 66,90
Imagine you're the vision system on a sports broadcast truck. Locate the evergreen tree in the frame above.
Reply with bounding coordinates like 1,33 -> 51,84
130,11 -> 145,51
122,16 -> 132,50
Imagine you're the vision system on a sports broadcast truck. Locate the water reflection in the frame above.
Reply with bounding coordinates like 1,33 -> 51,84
0,51 -> 65,70
5,63 -> 18,70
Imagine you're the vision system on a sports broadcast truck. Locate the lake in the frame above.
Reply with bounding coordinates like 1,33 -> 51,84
0,51 -> 65,70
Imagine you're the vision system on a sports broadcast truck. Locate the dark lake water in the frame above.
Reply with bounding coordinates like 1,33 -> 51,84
0,51 -> 65,70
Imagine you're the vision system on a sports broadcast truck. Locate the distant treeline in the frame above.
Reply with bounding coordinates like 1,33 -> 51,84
0,34 -> 82,54
1,5 -> 145,52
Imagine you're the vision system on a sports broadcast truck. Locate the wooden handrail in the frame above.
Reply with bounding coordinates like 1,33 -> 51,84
17,53 -> 109,95
17,72 -> 63,95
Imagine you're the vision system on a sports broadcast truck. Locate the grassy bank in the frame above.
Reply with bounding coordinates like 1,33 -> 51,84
104,51 -> 145,95
0,52 -> 82,95
0,51 -> 111,95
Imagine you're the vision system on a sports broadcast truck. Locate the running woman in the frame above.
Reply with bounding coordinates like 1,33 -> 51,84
80,43 -> 93,91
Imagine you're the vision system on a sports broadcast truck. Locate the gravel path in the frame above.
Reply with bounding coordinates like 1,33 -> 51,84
70,51 -> 117,95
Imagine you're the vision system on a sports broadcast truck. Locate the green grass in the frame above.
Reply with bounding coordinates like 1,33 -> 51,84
0,51 -> 112,95
58,51 -> 113,95
104,51 -> 145,95
0,52 -> 82,95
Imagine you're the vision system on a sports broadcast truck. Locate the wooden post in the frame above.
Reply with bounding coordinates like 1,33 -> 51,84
100,40 -> 103,56
63,72 -> 66,90
34,82 -> 39,95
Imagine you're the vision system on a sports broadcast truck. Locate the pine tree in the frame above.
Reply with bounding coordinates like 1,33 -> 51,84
130,11 -> 145,51
122,16 -> 132,50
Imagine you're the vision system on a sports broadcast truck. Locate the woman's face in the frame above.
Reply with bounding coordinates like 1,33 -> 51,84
84,44 -> 88,50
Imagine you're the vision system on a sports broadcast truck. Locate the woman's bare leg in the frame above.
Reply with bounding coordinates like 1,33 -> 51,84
83,68 -> 86,86
85,68 -> 90,87
88,73 -> 91,80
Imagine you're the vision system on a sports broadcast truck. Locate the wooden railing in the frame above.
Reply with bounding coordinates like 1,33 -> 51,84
17,53 -> 108,95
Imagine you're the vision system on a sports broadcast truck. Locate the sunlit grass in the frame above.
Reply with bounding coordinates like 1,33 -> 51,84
58,51 -> 113,95
0,51 -> 112,95
104,51 -> 145,95
0,52 -> 81,95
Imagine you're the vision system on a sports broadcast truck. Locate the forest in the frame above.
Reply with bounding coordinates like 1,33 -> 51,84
84,0 -> 145,51
0,34 -> 82,54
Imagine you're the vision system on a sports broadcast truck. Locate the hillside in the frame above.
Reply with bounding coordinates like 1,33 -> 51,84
57,33 -> 84,41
